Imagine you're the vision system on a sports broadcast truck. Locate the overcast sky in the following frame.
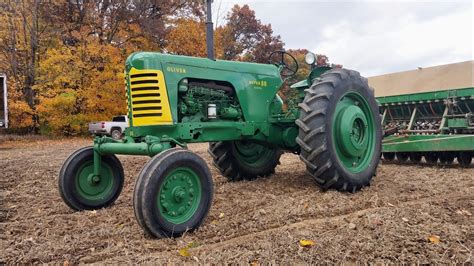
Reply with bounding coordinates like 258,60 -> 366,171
214,0 -> 473,77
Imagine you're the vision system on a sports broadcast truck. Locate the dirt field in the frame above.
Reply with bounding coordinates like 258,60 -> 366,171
0,138 -> 472,263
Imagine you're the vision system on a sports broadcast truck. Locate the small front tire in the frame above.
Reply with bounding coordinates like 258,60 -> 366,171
133,148 -> 213,238
59,147 -> 124,211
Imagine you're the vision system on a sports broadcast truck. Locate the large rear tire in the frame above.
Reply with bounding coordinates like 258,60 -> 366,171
296,69 -> 382,192
208,141 -> 282,181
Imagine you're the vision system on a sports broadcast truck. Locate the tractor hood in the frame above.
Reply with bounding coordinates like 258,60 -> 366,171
126,52 -> 280,76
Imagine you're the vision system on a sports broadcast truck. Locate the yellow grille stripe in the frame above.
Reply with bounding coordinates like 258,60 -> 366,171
129,76 -> 159,81
130,91 -> 161,96
130,84 -> 161,89
131,96 -> 162,101
129,67 -> 173,126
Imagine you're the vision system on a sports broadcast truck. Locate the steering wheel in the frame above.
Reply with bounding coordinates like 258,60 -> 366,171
268,50 -> 299,77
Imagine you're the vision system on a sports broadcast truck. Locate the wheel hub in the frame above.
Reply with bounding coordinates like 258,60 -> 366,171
87,174 -> 101,185
158,168 -> 201,223
76,162 -> 114,200
336,105 -> 368,158
332,92 -> 376,173
172,187 -> 186,202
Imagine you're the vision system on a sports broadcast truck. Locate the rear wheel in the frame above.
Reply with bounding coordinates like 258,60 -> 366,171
296,69 -> 382,192
133,148 -> 213,238
208,141 -> 282,181
457,152 -> 472,167
59,147 -> 124,211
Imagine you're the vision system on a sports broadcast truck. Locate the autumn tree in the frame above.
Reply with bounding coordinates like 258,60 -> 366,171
0,2 -> 304,135
0,0 -> 204,134
220,4 -> 284,63
0,0 -> 53,131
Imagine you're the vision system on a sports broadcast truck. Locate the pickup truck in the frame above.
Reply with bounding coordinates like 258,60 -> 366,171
88,115 -> 128,139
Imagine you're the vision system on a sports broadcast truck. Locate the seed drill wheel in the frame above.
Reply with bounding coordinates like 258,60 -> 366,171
457,152 -> 472,167
133,148 -> 213,238
410,152 -> 422,163
425,152 -> 439,165
296,69 -> 382,192
382,152 -> 395,161
396,152 -> 409,163
59,147 -> 124,211
208,141 -> 282,181
439,152 -> 455,166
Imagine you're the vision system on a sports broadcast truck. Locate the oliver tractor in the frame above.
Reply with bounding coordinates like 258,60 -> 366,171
59,2 -> 381,238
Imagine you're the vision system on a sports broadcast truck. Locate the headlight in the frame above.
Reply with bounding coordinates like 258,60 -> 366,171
304,52 -> 316,65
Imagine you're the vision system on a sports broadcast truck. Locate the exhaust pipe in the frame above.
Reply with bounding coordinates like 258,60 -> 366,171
205,0 -> 215,60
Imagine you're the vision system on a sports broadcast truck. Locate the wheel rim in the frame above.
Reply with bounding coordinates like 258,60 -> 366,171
332,92 -> 375,173
112,130 -> 120,139
157,167 -> 201,224
75,161 -> 114,202
233,141 -> 275,167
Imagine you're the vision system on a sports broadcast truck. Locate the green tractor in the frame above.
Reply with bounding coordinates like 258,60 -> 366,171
58,2 -> 381,238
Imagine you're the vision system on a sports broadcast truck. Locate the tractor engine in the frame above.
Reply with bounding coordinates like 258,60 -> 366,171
177,79 -> 242,122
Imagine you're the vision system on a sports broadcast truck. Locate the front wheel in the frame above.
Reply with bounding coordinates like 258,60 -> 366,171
133,148 -> 213,238
296,69 -> 382,192
59,147 -> 124,211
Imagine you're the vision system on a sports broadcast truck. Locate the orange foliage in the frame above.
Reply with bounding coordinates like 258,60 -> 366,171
0,3 -> 291,135
165,19 -> 224,58
34,32 -> 127,135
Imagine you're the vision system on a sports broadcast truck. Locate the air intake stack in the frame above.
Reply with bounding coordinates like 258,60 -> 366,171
205,0 -> 215,60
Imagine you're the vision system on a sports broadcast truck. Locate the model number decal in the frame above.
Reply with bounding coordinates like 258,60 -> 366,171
249,80 -> 268,87
166,66 -> 187,73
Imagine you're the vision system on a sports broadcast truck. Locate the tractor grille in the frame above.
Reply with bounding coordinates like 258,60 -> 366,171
127,68 -> 172,126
